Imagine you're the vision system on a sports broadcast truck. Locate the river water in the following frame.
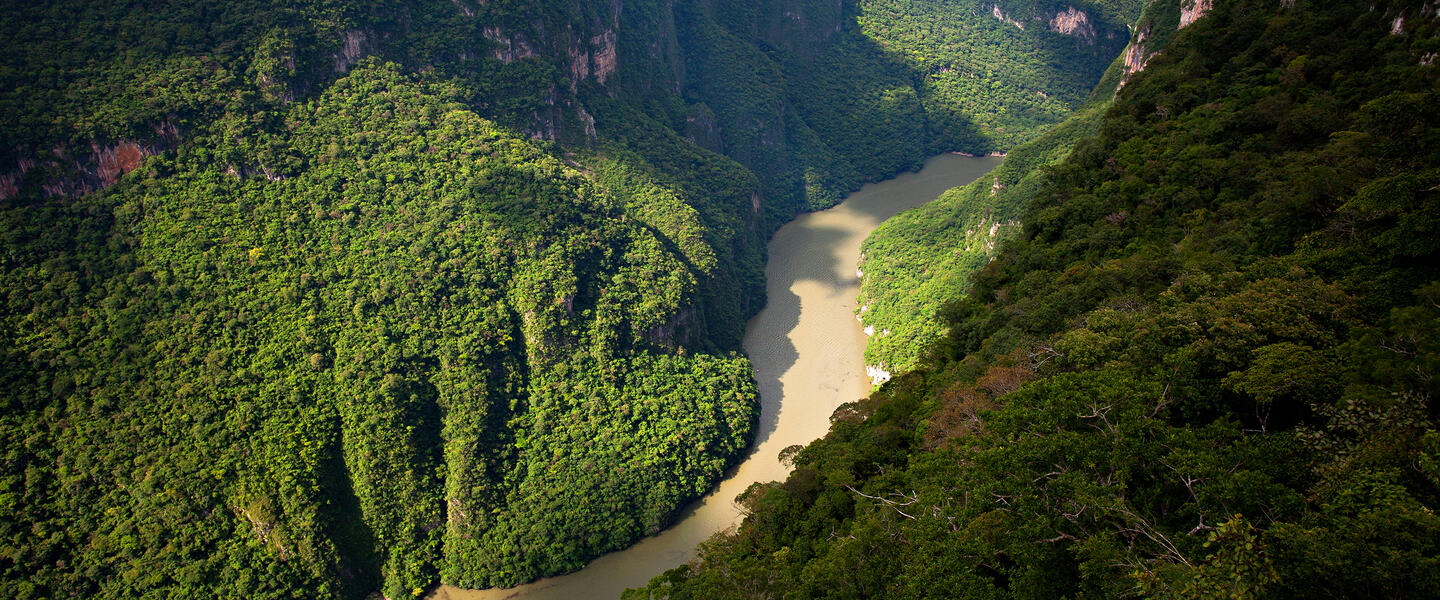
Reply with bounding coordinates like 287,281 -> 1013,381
431,153 -> 1001,600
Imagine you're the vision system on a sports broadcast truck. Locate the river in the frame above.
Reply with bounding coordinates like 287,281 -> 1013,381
430,153 -> 1001,600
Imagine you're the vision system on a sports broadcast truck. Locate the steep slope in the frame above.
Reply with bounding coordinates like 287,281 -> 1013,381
631,0 -> 1440,597
1,0 -> 1146,598
850,0 -> 1144,152
607,0 -> 1146,215
1,63 -> 760,599
857,0 -> 1185,375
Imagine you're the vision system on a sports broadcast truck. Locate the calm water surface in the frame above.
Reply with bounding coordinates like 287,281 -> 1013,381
430,153 -> 1001,600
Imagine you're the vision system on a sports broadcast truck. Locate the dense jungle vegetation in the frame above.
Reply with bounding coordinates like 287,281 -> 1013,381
2,62 -> 761,598
633,0 -> 1440,597
0,0 -> 1142,598
859,0 -> 1185,374
625,0 -> 1145,213
850,0 -> 1144,152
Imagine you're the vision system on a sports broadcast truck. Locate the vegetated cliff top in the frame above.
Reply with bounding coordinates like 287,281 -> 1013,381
628,0 -> 1440,597
0,1 -> 1152,598
855,0 -> 1188,378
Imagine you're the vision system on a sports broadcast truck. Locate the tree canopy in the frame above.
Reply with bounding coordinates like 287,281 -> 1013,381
631,1 -> 1440,597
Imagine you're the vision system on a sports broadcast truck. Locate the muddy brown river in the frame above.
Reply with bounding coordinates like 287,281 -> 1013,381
431,153 -> 1001,600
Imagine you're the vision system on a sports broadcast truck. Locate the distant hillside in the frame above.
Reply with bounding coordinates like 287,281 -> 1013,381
858,0 -> 1184,376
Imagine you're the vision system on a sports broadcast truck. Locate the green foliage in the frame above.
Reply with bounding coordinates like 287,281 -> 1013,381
853,0 -> 1143,152
0,62 -> 759,598
603,0 -> 1147,226
856,65 -> 1119,373
634,1 -> 1440,597
855,101 -> 1103,372
1137,515 -> 1279,599
858,0 -> 1177,374
0,0 -> 1160,596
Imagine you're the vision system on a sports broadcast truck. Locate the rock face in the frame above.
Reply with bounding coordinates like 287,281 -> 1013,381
1050,7 -> 1096,43
483,26 -> 538,63
0,174 -> 18,201
1179,0 -> 1213,28
565,28 -> 618,88
1118,0 -> 1219,89
1120,23 -> 1153,85
646,306 -> 701,349
334,30 -> 371,72
94,141 -> 148,188
867,364 -> 892,386
992,4 -> 1026,29
4,138 -> 167,200
591,30 -> 618,84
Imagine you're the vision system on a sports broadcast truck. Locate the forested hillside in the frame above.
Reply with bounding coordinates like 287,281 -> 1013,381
851,0 -> 1144,151
858,0 -> 1184,374
2,62 -> 762,598
0,0 -> 1141,598
610,0 -> 1146,213
632,0 -> 1440,597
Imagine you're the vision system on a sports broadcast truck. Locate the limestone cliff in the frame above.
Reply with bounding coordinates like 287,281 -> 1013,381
1120,0 -> 1197,86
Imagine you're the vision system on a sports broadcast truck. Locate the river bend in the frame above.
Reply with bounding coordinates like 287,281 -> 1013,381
432,153 -> 1001,600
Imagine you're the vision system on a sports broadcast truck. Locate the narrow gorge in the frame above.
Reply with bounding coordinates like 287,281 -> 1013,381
3,1 -> 1437,599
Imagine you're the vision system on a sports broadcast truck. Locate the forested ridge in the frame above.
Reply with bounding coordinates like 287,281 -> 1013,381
3,62 -> 761,598
0,0 -> 1139,598
858,0 -> 1186,374
634,0 -> 1440,597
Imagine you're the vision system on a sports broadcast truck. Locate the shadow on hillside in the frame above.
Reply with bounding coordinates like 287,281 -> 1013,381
321,434 -> 382,600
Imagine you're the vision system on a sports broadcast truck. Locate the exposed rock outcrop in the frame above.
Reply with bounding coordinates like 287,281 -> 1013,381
564,28 -> 618,88
95,141 -> 148,188
1119,23 -> 1153,86
866,365 -> 892,386
0,174 -> 18,201
333,30 -> 371,73
1050,7 -> 1096,43
591,30 -> 618,85
992,5 -> 1025,30
645,306 -> 701,349
577,105 -> 598,140
1179,0 -> 1213,29
4,135 -> 171,201
483,26 -> 537,63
